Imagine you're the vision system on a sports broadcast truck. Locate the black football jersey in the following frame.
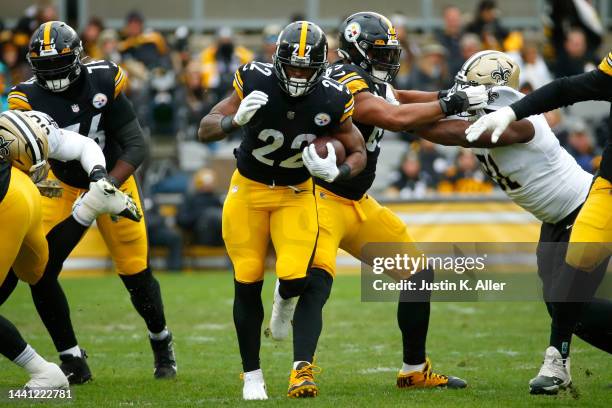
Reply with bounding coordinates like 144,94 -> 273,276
0,162 -> 10,202
316,62 -> 392,200
232,61 -> 354,186
8,60 -> 128,188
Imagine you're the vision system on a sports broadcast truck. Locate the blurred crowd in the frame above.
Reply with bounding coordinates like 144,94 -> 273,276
0,1 -> 609,266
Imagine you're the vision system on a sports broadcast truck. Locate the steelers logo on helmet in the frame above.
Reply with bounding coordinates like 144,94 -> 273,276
27,21 -> 83,92
314,112 -> 331,126
273,21 -> 328,97
344,22 -> 361,43
92,93 -> 108,109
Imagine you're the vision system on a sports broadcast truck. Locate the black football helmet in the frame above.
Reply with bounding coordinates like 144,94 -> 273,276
273,21 -> 328,97
27,21 -> 83,92
338,12 -> 401,83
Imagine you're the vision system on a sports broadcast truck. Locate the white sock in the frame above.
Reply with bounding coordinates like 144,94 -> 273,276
59,345 -> 82,358
149,328 -> 169,341
13,345 -> 47,375
401,362 -> 426,374
243,368 -> 264,381
293,361 -> 310,370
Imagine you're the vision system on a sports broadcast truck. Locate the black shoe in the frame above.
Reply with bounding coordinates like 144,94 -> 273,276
150,332 -> 177,379
59,349 -> 92,385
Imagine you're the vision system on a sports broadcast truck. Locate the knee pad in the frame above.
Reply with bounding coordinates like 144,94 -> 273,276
278,276 -> 309,299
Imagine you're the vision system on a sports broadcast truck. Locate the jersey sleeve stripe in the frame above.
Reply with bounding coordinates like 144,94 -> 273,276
114,69 -> 128,98
233,78 -> 244,99
8,91 -> 28,98
344,79 -> 369,95
234,71 -> 244,88
337,72 -> 358,83
598,53 -> 612,77
340,107 -> 354,123
7,93 -> 32,110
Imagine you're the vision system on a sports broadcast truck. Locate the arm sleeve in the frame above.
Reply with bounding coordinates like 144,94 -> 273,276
510,69 -> 612,120
48,128 -> 106,175
105,93 -> 147,168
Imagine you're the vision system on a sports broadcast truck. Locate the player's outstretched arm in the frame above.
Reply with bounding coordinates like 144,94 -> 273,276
416,119 -> 534,147
199,90 -> 268,142
353,85 -> 487,132
466,69 -> 612,143
394,89 -> 440,104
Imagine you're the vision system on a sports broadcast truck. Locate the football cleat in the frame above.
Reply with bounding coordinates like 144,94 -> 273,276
59,349 -> 92,385
287,362 -> 321,398
25,362 -> 69,390
529,346 -> 571,395
397,358 -> 467,389
266,279 -> 297,341
150,332 -> 177,379
241,370 -> 268,400
72,178 -> 142,226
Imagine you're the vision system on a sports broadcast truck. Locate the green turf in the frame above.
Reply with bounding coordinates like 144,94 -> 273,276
0,272 -> 610,407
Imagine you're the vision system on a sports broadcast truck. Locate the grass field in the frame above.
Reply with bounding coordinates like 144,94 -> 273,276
0,272 -> 610,407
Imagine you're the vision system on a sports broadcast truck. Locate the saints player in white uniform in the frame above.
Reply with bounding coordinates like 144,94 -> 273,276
415,51 -> 611,395
0,109 -> 139,390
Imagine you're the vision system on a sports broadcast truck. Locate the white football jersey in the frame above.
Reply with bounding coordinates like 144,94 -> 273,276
25,110 -> 106,175
470,86 -> 592,224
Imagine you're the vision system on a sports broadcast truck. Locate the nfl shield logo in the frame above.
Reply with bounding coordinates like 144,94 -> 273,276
287,111 -> 295,120
71,104 -> 80,113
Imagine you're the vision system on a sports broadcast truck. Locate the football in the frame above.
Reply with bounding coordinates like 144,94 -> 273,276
310,136 -> 346,165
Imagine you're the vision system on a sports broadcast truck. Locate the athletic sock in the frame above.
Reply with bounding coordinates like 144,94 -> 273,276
401,361 -> 426,374
0,315 -> 28,361
398,268 -> 433,365
14,345 -> 47,375
120,268 -> 167,334
59,345 -> 82,358
149,328 -> 170,341
234,280 -> 264,372
30,215 -> 87,352
292,268 -> 333,363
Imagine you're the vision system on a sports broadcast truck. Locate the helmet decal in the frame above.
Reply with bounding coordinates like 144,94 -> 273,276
491,61 -> 511,85
344,22 -> 361,43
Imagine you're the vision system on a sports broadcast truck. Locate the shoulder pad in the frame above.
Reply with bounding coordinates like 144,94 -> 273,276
233,61 -> 274,99
327,63 -> 370,95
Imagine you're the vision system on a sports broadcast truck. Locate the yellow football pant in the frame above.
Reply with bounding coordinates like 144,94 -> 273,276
222,170 -> 318,283
41,171 -> 148,275
312,185 -> 420,278
0,168 -> 48,285
566,176 -> 612,271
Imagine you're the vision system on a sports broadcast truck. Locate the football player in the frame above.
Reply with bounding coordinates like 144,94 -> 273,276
268,12 -> 487,394
7,21 -> 176,382
464,51 -> 612,394
199,21 -> 366,399
0,109 -> 139,389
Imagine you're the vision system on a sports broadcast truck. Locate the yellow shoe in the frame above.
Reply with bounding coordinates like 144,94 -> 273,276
396,358 -> 467,389
287,362 -> 321,398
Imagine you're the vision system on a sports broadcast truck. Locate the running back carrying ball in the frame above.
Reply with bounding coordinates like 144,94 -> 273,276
310,136 -> 346,165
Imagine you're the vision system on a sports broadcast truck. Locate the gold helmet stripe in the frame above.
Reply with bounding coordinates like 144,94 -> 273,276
2,111 -> 42,163
298,21 -> 309,57
43,22 -> 53,51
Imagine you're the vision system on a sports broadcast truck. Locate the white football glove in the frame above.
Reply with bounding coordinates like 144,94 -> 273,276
72,179 -> 142,226
233,91 -> 269,126
461,85 -> 488,111
302,143 -> 339,183
465,106 -> 517,143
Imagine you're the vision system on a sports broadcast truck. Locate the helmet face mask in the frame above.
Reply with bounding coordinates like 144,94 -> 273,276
273,21 -> 328,97
28,21 -> 83,92
339,12 -> 402,83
